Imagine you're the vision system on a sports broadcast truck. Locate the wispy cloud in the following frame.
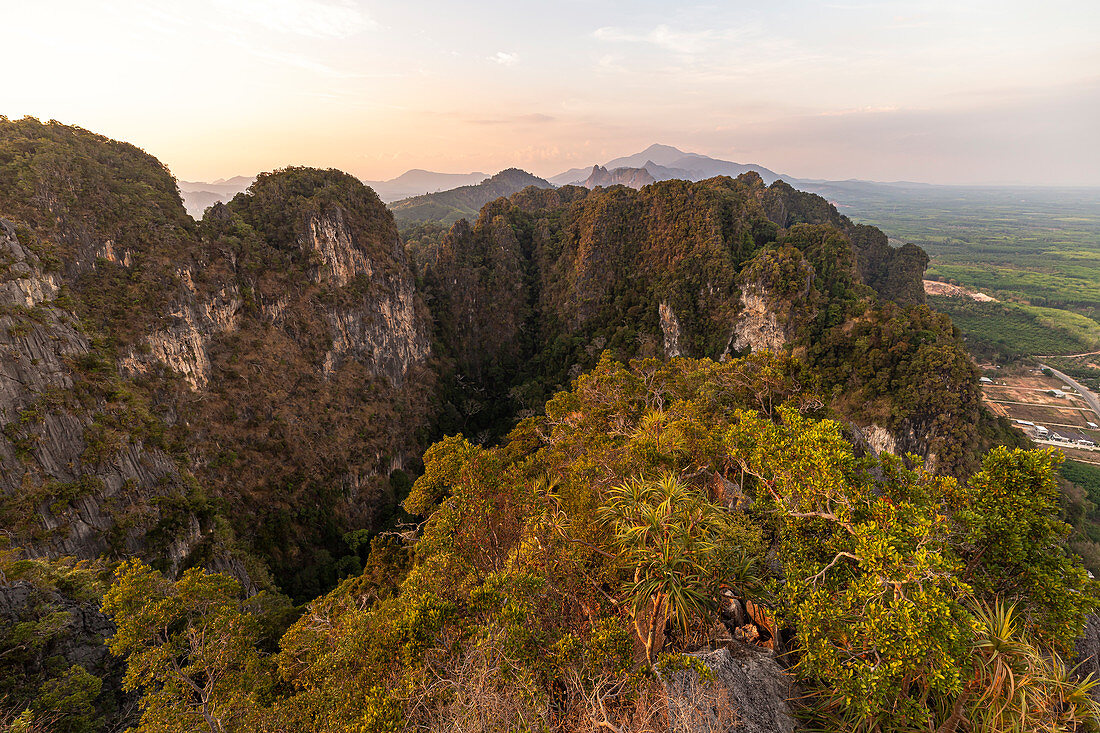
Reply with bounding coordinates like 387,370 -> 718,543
593,24 -> 748,54
213,0 -> 375,39
489,51 -> 520,66
469,113 -> 556,125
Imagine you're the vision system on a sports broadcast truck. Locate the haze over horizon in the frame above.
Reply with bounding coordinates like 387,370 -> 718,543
4,0 -> 1098,186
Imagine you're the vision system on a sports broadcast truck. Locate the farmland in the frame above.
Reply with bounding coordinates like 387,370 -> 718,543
803,180 -> 1100,361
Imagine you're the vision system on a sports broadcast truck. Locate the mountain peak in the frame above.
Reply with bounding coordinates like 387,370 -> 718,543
640,143 -> 686,157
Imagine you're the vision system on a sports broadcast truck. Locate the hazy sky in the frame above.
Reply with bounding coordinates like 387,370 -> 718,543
4,0 -> 1099,185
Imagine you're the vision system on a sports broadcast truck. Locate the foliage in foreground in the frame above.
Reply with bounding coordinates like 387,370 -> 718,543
96,354 -> 1099,732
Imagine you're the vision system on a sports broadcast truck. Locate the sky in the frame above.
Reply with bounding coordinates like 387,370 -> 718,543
3,0 -> 1099,185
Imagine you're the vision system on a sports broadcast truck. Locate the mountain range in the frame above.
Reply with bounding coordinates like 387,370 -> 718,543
7,117 -> 1097,733
176,145 -> 784,220
548,143 -> 782,186
389,168 -> 550,225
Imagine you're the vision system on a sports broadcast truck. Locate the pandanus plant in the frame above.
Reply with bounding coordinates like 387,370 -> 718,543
599,473 -> 761,663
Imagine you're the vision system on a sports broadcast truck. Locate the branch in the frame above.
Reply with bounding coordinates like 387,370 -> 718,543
807,552 -> 861,585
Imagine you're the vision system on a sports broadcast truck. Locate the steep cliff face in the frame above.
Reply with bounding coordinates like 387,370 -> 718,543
0,221 -> 202,569
0,122 -> 436,599
732,245 -> 819,355
659,300 -> 683,358
580,164 -> 657,189
119,270 -> 243,390
321,278 -> 428,384
308,207 -> 430,383
186,168 -> 435,596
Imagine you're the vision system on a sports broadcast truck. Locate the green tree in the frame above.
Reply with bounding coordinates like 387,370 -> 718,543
102,561 -> 272,733
600,473 -> 760,662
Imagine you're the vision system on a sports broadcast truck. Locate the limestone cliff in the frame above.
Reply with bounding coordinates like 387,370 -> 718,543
732,245 -> 818,355
659,300 -> 683,358
580,164 -> 656,190
0,221 -> 202,569
0,121 -> 436,599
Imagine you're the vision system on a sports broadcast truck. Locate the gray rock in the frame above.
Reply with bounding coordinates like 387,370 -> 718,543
0,221 -> 200,567
662,645 -> 799,733
1075,613 -> 1100,702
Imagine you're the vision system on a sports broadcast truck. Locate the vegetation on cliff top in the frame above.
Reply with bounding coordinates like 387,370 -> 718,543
422,174 -> 1008,477
88,355 -> 1099,732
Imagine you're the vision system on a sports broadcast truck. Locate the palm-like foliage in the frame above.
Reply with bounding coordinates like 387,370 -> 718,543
965,601 -> 1100,733
599,474 -> 760,662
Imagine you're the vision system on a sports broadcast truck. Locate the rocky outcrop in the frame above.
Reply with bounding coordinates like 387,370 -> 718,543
659,300 -> 683,358
0,221 -> 201,566
581,165 -> 656,190
732,245 -> 818,355
662,646 -> 799,733
1075,615 -> 1100,702
862,424 -> 897,455
322,274 -> 430,384
305,207 -> 377,288
732,289 -> 790,354
120,270 -> 242,390
0,578 -> 137,729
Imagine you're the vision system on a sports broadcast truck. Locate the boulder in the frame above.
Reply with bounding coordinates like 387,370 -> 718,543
662,645 -> 798,733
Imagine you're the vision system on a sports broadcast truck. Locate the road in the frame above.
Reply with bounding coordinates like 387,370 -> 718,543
1040,363 -> 1100,423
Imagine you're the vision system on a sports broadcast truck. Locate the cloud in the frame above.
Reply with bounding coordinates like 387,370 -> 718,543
592,24 -> 747,54
489,51 -> 520,66
468,113 -> 556,125
213,0 -> 374,39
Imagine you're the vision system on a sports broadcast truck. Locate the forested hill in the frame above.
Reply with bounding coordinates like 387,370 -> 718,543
0,118 -> 436,601
6,119 -> 1087,733
390,167 -> 551,225
420,174 -> 1011,477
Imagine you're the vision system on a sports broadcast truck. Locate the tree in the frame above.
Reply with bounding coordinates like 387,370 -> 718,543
600,474 -> 761,662
102,561 -> 272,733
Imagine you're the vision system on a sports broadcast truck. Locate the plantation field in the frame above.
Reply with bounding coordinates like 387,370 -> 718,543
800,180 -> 1100,360
928,297 -> 1100,361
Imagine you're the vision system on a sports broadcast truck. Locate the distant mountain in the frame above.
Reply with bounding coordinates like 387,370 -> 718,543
605,143 -> 694,169
363,169 -> 488,203
580,165 -> 656,189
177,169 -> 494,217
390,168 -> 551,224
548,166 -> 593,186
551,144 -> 782,186
179,189 -> 231,219
178,176 -> 255,218
178,176 -> 255,197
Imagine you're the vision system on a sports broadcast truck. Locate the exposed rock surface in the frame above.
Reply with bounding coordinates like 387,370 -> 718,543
119,271 -> 242,390
862,424 -> 898,455
0,221 -> 199,566
663,646 -> 799,733
321,275 -> 430,384
659,300 -> 683,358
732,289 -> 790,354
308,209 -> 431,384
732,246 -> 817,355
305,208 -> 377,288
1075,614 -> 1100,702
581,164 -> 656,190
0,579 -> 136,727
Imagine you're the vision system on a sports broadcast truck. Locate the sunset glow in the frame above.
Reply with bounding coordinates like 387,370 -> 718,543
5,0 -> 1098,184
